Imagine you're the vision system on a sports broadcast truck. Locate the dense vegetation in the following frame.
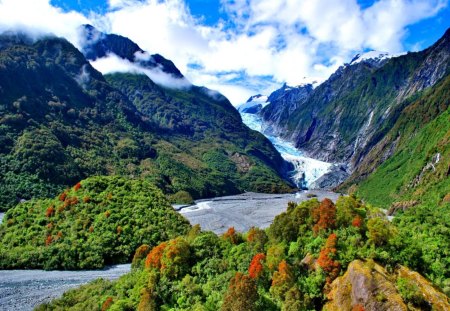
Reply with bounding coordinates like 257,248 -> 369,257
354,74 -> 450,209
37,196 -> 449,310
0,33 -> 291,211
0,176 -> 190,269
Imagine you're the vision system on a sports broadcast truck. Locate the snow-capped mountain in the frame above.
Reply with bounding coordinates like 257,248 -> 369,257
236,94 -> 269,113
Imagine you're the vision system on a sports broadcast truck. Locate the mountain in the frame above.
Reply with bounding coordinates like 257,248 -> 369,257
258,28 -> 450,188
260,83 -> 315,137
237,94 -> 268,114
0,30 -> 292,211
79,24 -> 184,79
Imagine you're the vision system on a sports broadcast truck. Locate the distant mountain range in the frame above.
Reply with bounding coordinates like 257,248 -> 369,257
244,28 -> 449,207
0,25 -> 292,210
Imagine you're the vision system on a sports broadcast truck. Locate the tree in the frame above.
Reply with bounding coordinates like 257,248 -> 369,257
223,227 -> 239,244
312,198 -> 336,234
145,242 -> 167,270
367,218 -> 392,246
248,253 -> 266,279
160,237 -> 191,279
270,260 -> 295,301
132,244 -> 151,269
317,233 -> 340,285
221,272 -> 258,311
247,227 -> 268,252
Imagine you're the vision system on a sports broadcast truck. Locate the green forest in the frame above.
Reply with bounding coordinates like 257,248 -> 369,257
36,195 -> 449,310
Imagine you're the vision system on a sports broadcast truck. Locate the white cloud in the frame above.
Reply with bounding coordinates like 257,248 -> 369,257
0,0 -> 88,47
90,53 -> 192,89
0,0 -> 447,105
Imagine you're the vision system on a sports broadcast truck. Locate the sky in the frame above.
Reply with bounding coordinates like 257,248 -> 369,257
0,0 -> 449,105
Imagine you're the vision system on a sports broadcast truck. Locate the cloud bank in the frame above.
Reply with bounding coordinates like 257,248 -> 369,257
0,0 -> 448,104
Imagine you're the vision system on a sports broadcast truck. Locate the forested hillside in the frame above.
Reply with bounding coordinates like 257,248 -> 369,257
37,196 -> 450,310
0,32 -> 291,211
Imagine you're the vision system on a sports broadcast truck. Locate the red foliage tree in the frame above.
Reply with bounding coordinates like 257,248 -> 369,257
45,206 -> 55,218
313,198 -> 337,234
145,242 -> 167,270
223,227 -> 238,244
248,253 -> 266,279
221,272 -> 258,311
317,233 -> 340,284
74,182 -> 82,191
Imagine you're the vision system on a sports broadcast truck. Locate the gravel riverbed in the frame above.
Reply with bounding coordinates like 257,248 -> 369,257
179,190 -> 340,234
0,264 -> 130,311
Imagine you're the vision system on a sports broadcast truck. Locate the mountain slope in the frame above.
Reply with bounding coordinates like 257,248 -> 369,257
261,28 -> 450,170
0,32 -> 292,210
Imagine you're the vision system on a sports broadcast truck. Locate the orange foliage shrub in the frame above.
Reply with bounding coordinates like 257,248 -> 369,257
59,192 -> 67,202
83,196 -> 91,203
45,206 -> 55,218
101,297 -> 113,311
46,222 -> 53,229
313,198 -> 336,234
248,253 -> 266,279
352,304 -> 365,311
145,242 -> 167,269
89,225 -> 94,233
74,182 -> 82,191
317,233 -> 340,284
352,215 -> 363,228
104,210 -> 111,218
117,226 -> 123,235
45,235 -> 52,246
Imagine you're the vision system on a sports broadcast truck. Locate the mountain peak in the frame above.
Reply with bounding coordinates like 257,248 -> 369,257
350,51 -> 391,65
78,24 -> 184,79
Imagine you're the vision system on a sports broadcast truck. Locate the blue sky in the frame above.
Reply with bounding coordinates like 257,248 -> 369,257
1,0 -> 449,104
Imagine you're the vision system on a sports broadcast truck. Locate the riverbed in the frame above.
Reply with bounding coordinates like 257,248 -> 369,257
0,264 -> 130,311
179,190 -> 340,234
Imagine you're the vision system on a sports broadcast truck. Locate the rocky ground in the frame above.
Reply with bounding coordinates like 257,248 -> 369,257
178,190 -> 340,234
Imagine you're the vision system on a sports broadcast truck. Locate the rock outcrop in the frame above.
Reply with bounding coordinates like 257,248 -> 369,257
324,260 -> 450,311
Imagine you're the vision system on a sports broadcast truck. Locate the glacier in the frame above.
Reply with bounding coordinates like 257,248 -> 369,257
241,112 -> 332,188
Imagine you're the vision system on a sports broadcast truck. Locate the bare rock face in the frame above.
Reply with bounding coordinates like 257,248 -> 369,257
324,260 -> 407,311
324,260 -> 450,311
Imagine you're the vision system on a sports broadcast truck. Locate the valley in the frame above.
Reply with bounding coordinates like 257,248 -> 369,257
0,6 -> 448,310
